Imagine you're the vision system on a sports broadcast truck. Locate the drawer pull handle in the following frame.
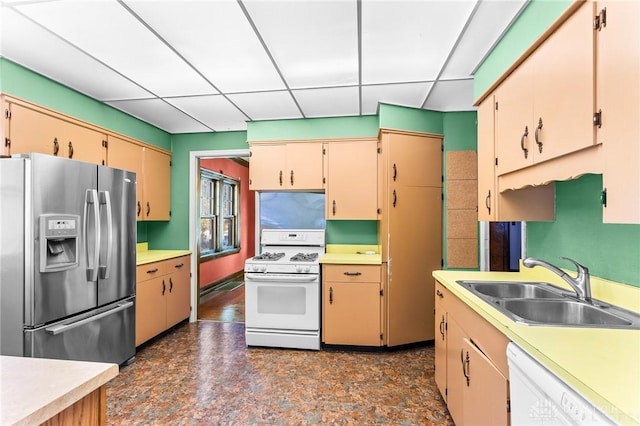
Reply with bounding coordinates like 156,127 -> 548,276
53,137 -> 59,156
329,287 -> 333,304
436,289 -> 444,298
146,268 -> 159,274
343,271 -> 362,276
175,263 -> 184,268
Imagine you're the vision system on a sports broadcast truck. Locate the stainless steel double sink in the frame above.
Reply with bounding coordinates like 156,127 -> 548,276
456,280 -> 640,329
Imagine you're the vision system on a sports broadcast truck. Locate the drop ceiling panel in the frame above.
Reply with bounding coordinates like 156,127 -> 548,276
424,79 -> 475,112
106,98 -> 211,134
293,86 -> 359,117
0,8 -> 152,101
227,91 -> 302,121
361,82 -> 432,115
243,0 -> 358,89
13,0 -> 215,97
123,0 -> 285,93
361,0 -> 475,84
166,95 -> 250,132
441,0 -> 528,80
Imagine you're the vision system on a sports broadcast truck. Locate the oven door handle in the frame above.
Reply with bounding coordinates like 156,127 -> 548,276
245,273 -> 318,283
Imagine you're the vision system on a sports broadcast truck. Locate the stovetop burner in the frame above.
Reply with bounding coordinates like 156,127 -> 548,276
290,253 -> 319,262
253,252 -> 286,261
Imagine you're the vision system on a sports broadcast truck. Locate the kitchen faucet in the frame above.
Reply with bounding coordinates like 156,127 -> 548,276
522,257 -> 592,303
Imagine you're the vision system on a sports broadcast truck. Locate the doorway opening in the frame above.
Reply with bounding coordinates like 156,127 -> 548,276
480,221 -> 525,272
187,149 -> 252,323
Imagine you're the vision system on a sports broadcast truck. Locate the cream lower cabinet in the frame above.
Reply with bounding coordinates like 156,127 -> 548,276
136,255 -> 191,346
322,264 -> 383,346
434,281 -> 509,425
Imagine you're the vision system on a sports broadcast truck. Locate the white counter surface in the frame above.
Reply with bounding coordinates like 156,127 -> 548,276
0,356 -> 118,426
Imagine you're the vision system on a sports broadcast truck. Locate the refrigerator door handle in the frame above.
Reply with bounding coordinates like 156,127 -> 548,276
45,301 -> 134,335
85,189 -> 100,282
98,190 -> 113,280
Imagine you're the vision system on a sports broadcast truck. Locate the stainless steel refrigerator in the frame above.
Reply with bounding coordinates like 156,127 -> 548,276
0,153 -> 136,365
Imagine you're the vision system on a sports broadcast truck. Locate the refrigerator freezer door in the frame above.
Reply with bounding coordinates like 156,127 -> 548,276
97,165 -> 136,306
24,296 -> 136,365
29,154 -> 98,326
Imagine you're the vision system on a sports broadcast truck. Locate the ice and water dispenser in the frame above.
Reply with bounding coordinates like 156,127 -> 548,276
39,214 -> 80,272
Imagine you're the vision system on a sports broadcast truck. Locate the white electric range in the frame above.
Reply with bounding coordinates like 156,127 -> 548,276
244,229 -> 325,350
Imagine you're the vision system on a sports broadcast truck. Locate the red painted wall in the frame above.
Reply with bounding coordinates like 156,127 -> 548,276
199,158 -> 255,289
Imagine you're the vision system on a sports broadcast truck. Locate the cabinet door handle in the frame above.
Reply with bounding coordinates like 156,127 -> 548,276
175,263 -> 184,269
329,287 -> 333,304
343,271 -> 362,276
146,268 -> 159,274
392,190 -> 397,208
169,277 -> 173,292
53,137 -> 59,156
485,190 -> 491,215
439,315 -> 445,340
535,117 -> 543,153
332,200 -> 336,216
290,170 -> 294,186
520,125 -> 529,159
279,170 -> 283,186
137,201 -> 141,217
162,279 -> 166,295
393,163 -> 397,181
461,349 -> 470,386
68,141 -> 74,159
146,201 -> 151,216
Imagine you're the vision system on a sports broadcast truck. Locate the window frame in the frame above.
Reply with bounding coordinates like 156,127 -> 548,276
199,168 -> 241,260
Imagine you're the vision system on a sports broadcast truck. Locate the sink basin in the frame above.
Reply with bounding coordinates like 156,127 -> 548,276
454,280 -> 640,329
497,299 -> 633,327
459,281 -> 565,299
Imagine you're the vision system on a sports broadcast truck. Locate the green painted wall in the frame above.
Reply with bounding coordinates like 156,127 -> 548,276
247,115 -> 379,141
379,103 -> 443,134
528,175 -> 640,285
147,132 -> 249,249
474,0 -> 640,286
0,59 -> 171,150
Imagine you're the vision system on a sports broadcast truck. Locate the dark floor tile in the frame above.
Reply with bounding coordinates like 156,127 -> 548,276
107,321 -> 453,425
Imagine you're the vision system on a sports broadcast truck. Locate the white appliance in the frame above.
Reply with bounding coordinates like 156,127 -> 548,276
244,229 -> 325,350
507,343 -> 616,425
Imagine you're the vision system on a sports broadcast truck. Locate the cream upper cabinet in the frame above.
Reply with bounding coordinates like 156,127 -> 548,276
249,142 -> 323,191
324,139 -> 378,220
495,2 -> 596,179
597,0 -> 640,224
106,135 -> 144,218
477,97 -> 497,221
3,97 -> 107,165
142,147 -> 171,221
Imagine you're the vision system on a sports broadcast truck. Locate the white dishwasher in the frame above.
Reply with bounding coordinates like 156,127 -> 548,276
507,343 -> 617,425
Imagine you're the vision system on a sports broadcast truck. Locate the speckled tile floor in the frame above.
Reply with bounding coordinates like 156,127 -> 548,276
106,321 -> 453,425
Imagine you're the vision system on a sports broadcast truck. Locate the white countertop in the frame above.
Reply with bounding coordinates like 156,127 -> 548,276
0,356 -> 118,426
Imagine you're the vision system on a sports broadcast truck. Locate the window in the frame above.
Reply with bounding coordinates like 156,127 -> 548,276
199,169 -> 240,258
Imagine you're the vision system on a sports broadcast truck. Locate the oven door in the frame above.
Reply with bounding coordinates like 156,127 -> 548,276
244,273 -> 319,331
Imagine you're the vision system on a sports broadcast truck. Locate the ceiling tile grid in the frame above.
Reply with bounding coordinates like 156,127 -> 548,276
0,0 -> 527,134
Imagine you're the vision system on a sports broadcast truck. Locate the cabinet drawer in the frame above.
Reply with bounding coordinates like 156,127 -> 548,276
323,264 -> 381,282
136,261 -> 170,282
165,255 -> 189,272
